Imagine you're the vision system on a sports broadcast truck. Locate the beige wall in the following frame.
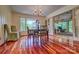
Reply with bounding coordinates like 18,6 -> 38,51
48,6 -> 79,42
48,18 -> 54,35
0,5 -> 12,45
47,5 -> 78,18
0,6 -> 46,44
0,5 -> 12,26
12,12 -> 46,31
75,8 -> 79,38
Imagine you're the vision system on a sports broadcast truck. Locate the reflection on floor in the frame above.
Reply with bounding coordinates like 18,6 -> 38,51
0,35 -> 79,54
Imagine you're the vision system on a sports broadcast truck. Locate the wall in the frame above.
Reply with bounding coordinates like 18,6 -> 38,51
12,12 -> 46,32
48,18 -> 54,35
47,5 -> 79,42
75,8 -> 79,38
47,5 -> 78,18
0,5 -> 12,26
0,5 -> 12,45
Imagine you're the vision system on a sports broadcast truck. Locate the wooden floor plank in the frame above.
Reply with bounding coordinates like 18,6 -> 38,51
0,35 -> 79,54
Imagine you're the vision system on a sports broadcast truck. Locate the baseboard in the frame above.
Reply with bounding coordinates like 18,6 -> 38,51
49,34 -> 53,36
0,41 -> 7,47
7,39 -> 17,42
20,35 -> 28,37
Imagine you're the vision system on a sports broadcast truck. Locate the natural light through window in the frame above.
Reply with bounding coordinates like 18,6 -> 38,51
20,17 -> 37,32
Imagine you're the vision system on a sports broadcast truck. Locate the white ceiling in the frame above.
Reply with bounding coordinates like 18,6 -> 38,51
11,5 -> 65,16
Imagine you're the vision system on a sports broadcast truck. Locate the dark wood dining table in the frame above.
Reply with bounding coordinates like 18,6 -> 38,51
28,29 -> 49,44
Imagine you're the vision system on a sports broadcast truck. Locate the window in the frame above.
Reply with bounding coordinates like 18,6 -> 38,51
26,20 -> 37,30
57,21 -> 67,30
54,20 -> 72,33
54,21 -> 67,33
20,17 -> 27,31
68,20 -> 73,32
20,17 -> 38,32
0,16 -> 7,25
54,11 -> 73,36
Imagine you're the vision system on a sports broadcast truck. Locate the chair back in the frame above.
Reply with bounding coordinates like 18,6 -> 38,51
11,25 -> 17,32
4,24 -> 10,34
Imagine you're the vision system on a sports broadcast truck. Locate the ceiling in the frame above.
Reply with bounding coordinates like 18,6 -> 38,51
11,5 -> 65,16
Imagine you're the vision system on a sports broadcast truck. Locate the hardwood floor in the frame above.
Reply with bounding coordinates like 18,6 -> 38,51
0,35 -> 79,54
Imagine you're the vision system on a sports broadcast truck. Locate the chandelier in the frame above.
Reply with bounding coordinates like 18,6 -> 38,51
33,6 -> 42,16
33,6 -> 43,28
